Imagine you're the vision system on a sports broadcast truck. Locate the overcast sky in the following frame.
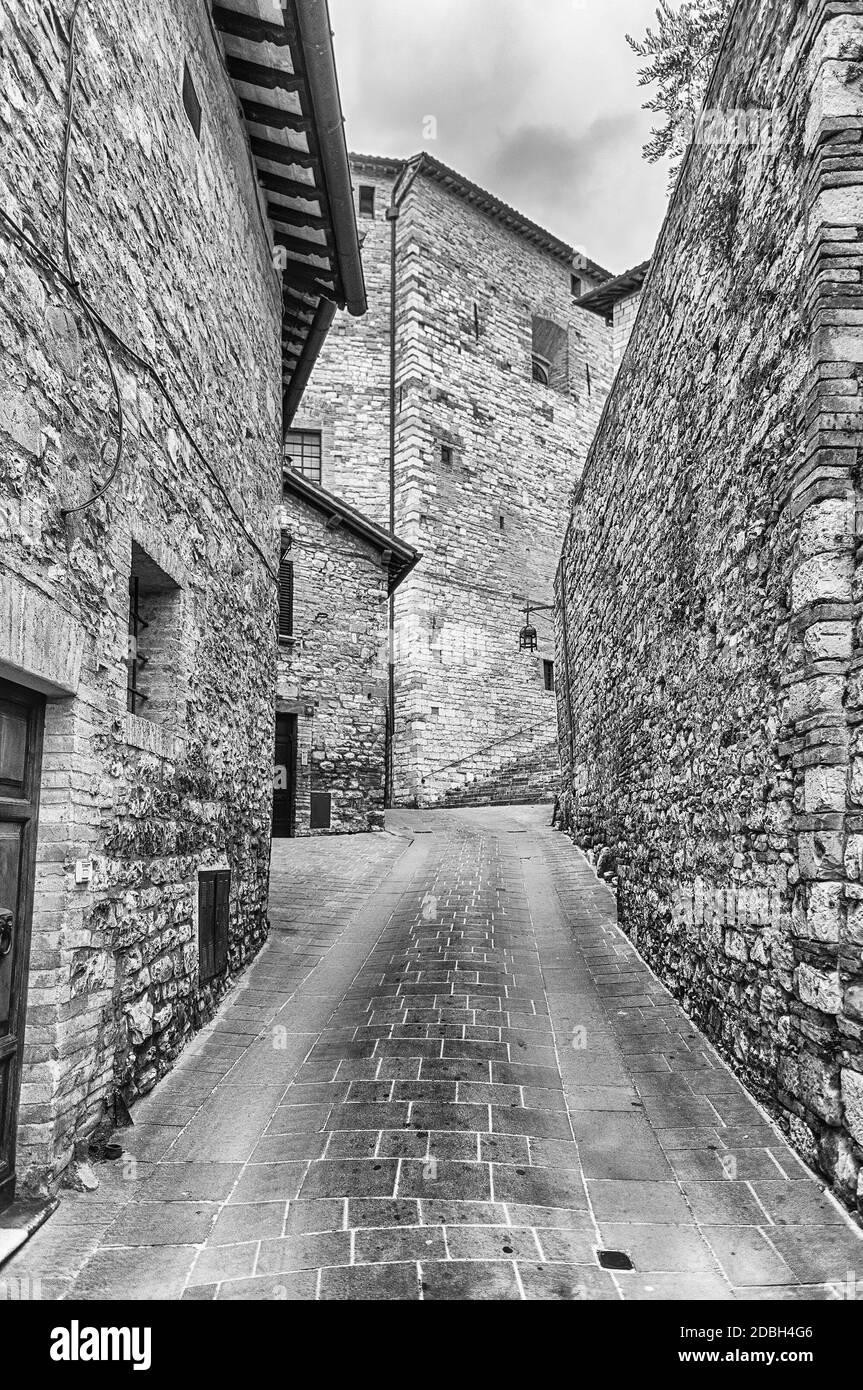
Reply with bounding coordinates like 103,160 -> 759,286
328,0 -> 672,274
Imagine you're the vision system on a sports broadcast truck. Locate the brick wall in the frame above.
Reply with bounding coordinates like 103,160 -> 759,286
556,0 -> 863,1218
277,492 -> 391,835
301,156 -> 613,809
613,291 -> 642,369
292,161 -> 400,522
0,0 -> 282,1187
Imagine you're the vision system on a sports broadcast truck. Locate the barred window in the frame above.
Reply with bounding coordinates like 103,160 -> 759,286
285,429 -> 322,484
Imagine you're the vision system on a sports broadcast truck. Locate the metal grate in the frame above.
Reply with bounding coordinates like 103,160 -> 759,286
597,1249 -> 634,1271
285,429 -> 322,484
127,576 -> 149,715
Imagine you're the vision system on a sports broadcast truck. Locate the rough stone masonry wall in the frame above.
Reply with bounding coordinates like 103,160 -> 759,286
277,493 -> 390,835
0,0 -> 282,1188
305,160 -> 614,809
556,0 -> 863,1218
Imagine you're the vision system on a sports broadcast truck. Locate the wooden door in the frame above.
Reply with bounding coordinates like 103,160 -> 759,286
0,678 -> 44,1210
272,714 -> 297,840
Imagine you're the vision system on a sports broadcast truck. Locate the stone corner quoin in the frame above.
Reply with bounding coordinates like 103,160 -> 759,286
554,0 -> 863,1220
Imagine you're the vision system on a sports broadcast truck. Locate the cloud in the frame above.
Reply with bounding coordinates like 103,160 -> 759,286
484,114 -> 639,240
329,0 -> 670,269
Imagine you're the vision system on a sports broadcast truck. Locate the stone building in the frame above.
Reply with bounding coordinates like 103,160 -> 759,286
576,261 -> 650,371
555,0 -> 863,1218
275,469 -> 419,837
293,152 -> 616,808
0,0 -> 364,1203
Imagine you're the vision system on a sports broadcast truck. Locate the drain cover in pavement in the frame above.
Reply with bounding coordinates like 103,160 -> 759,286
597,1249 -> 634,1271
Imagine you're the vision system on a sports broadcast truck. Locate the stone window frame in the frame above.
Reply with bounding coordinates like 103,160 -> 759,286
437,439 -> 459,470
531,315 -> 570,395
122,525 -> 190,760
286,417 -> 334,491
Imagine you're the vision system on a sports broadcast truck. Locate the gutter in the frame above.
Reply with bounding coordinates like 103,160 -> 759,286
283,297 -> 337,432
293,0 -> 367,317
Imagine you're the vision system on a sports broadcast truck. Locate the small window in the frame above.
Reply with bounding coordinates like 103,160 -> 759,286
199,869 -> 230,983
278,532 -> 294,641
127,575 -> 148,716
499,515 -> 506,531
310,792 -> 332,830
532,317 -> 569,393
127,543 -> 181,723
543,660 -> 555,693
182,60 -> 202,141
285,429 -> 322,485
571,274 -> 584,298
440,443 -> 454,468
359,186 -> 376,219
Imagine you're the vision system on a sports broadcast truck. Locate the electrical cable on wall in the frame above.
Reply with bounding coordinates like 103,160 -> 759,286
0,0 -> 279,583
58,0 -> 126,519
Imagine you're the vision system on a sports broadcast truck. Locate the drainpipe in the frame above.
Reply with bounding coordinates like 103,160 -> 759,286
384,158 -> 424,809
557,553 -> 576,782
385,199 -> 398,810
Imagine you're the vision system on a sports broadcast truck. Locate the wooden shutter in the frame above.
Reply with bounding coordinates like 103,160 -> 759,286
310,792 -> 332,831
198,872 -> 216,982
278,533 -> 294,639
214,871 -> 230,976
199,869 -> 230,983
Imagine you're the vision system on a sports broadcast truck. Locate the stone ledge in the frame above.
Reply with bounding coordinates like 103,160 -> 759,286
122,713 -> 182,761
0,570 -> 84,697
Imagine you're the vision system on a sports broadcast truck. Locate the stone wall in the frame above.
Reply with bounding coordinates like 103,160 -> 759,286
301,155 -> 613,809
0,0 -> 282,1187
556,0 -> 863,1217
277,491 -> 391,835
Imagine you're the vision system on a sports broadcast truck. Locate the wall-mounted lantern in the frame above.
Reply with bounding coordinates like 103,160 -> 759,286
519,619 -> 538,653
517,599 -> 554,652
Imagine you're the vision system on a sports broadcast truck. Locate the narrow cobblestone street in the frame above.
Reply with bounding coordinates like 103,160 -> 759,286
6,807 -> 862,1301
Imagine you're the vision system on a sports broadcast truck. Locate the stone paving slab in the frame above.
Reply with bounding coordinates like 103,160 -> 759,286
4,807 -> 862,1301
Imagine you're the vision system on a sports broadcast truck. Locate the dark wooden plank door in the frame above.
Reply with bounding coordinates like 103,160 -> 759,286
272,714 -> 297,840
0,678 -> 44,1210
